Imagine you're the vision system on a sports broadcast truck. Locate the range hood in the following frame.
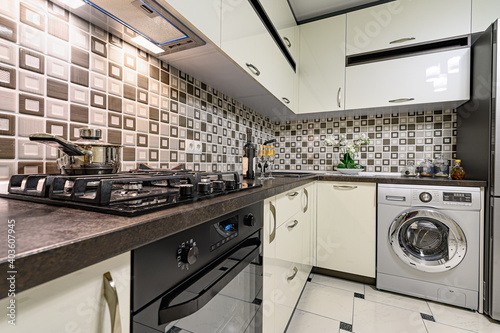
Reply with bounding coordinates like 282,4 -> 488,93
54,0 -> 205,55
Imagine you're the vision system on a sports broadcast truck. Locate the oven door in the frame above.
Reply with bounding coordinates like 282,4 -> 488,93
389,209 -> 467,273
133,233 -> 263,333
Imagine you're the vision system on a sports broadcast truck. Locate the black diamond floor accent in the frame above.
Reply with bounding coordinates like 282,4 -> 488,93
307,277 -> 312,282
166,327 -> 182,333
420,313 -> 435,322
339,322 -> 352,332
252,297 -> 262,305
354,292 -> 365,299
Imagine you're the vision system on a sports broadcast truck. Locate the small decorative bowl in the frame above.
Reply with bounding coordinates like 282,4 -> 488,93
337,169 -> 364,175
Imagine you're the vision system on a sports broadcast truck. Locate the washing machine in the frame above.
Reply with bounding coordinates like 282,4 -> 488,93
377,184 -> 482,310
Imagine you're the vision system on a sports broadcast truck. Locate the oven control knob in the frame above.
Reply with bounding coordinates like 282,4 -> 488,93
179,245 -> 199,265
419,192 -> 432,203
244,213 -> 255,227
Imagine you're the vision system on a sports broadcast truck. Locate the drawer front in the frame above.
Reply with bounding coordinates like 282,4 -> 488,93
275,186 -> 306,226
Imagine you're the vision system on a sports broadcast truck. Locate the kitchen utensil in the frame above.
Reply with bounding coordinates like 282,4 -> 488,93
29,128 -> 122,175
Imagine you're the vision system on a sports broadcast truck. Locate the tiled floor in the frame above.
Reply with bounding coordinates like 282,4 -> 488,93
286,274 -> 500,333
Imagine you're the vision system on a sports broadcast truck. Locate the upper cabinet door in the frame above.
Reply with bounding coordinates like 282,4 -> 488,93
346,0 -> 471,55
299,15 -> 346,113
345,48 -> 470,110
472,0 -> 500,33
164,0 -> 222,46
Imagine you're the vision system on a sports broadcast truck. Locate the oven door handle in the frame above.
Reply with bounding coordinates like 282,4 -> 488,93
158,237 -> 261,324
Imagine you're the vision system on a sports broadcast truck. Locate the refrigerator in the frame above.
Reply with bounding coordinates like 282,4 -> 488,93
456,19 -> 500,320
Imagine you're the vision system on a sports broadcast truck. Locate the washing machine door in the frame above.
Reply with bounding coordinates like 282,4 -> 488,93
389,209 -> 467,273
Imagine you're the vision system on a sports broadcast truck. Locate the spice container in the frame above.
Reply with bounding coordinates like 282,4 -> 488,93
402,161 -> 417,177
433,154 -> 449,177
419,159 -> 434,177
450,159 -> 466,180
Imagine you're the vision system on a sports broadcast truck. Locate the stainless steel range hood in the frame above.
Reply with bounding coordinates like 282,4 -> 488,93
54,0 -> 205,55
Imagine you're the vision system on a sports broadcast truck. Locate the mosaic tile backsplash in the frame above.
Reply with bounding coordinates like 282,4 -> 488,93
0,0 -> 275,179
273,110 -> 457,173
0,0 -> 458,178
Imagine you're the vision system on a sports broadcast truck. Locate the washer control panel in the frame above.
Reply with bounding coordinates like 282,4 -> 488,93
443,192 -> 473,206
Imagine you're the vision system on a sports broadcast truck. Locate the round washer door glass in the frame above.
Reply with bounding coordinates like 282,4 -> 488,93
389,209 -> 467,273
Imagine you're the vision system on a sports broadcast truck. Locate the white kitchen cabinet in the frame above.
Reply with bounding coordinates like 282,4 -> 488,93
220,0 -> 297,111
0,252 -> 130,332
472,0 -> 500,33
317,182 -> 376,277
164,0 -> 221,46
299,15 -> 346,113
263,182 -> 314,333
346,0 -> 471,55
345,47 -> 470,111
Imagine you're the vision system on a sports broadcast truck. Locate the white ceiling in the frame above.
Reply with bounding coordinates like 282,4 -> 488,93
288,0 -> 395,23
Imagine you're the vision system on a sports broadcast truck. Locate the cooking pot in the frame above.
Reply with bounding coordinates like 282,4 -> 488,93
29,128 -> 122,175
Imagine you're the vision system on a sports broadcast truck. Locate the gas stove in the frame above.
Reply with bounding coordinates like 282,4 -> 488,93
0,169 -> 261,216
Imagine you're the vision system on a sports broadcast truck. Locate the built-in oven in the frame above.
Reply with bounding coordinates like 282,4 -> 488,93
131,201 -> 263,333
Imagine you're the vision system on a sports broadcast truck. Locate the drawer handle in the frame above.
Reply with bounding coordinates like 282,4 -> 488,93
287,219 -> 299,230
386,195 -> 406,202
103,272 -> 122,333
287,191 -> 299,198
389,37 -> 416,44
287,266 -> 299,282
282,97 -> 290,104
333,185 -> 358,190
389,98 -> 415,103
245,63 -> 261,76
269,201 -> 277,244
303,188 -> 309,213
283,36 -> 292,48
337,87 -> 342,108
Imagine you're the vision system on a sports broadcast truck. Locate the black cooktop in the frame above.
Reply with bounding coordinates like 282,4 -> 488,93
0,170 -> 261,216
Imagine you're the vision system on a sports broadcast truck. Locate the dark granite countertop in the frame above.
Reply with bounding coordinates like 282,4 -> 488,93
0,173 -> 485,296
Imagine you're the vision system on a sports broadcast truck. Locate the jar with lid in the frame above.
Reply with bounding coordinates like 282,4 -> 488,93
433,154 -> 449,177
450,159 -> 466,180
402,161 -> 417,177
419,159 -> 434,177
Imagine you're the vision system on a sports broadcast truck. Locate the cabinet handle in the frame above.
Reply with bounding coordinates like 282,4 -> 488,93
282,97 -> 290,104
287,266 -> 298,282
337,87 -> 342,108
333,185 -> 358,190
283,37 -> 292,48
389,98 -> 415,103
103,272 -> 122,333
389,37 -> 416,44
269,201 -> 276,244
287,191 -> 299,198
245,63 -> 261,76
287,219 -> 299,230
303,188 -> 309,213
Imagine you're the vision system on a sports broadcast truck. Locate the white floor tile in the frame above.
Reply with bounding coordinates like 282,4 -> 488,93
353,298 -> 427,333
424,320 -> 476,333
428,302 -> 500,333
286,309 -> 340,333
364,285 -> 432,315
310,274 -> 365,294
296,283 -> 354,324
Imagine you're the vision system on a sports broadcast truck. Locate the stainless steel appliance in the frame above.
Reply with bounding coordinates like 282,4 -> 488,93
132,201 -> 263,332
456,19 -> 500,320
0,169 -> 261,216
377,184 -> 481,310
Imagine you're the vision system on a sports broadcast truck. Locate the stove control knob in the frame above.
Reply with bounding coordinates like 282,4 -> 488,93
244,213 -> 255,227
419,192 -> 432,203
179,244 -> 199,265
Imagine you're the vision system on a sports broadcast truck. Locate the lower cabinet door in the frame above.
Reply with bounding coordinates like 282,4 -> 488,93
0,253 -> 130,332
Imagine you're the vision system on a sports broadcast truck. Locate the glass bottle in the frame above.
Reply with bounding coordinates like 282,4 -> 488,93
419,159 -> 434,177
433,154 -> 449,177
450,159 -> 466,180
402,161 -> 417,177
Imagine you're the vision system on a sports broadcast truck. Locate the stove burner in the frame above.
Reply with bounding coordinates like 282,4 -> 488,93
224,179 -> 236,191
177,184 -> 194,197
197,182 -> 211,195
212,180 -> 224,192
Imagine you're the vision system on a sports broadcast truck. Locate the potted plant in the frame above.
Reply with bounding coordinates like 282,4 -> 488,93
324,134 -> 370,174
